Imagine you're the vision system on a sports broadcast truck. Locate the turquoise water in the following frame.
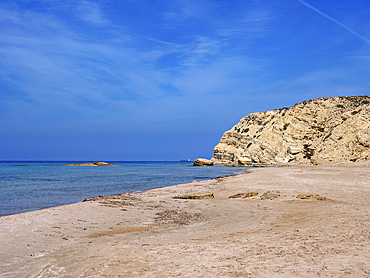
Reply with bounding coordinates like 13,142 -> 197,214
0,161 -> 245,216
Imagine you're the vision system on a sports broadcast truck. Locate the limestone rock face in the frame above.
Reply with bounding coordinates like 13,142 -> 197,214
213,96 -> 370,165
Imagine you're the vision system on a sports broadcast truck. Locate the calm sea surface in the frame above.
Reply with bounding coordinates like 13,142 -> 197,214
0,161 -> 245,216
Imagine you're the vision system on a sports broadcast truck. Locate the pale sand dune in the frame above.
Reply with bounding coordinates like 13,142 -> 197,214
1,164 -> 370,277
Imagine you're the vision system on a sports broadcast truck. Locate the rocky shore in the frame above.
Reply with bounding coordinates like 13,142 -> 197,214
1,163 -> 369,277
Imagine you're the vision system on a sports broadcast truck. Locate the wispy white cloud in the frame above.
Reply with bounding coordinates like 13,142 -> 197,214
139,36 -> 179,46
164,0 -> 207,22
218,8 -> 274,38
0,7 -> 135,116
0,0 -> 275,128
297,0 -> 370,45
178,36 -> 225,68
252,67 -> 370,108
1,1 -> 367,128
75,0 -> 110,26
37,0 -> 111,26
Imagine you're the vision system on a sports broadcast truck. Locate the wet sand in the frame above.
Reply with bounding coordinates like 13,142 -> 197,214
1,164 -> 370,277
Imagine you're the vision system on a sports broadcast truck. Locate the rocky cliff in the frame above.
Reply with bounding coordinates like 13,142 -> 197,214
213,96 -> 370,165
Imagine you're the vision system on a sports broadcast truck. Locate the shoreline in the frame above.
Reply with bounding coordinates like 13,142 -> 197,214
0,172 -> 244,219
0,161 -> 244,217
1,163 -> 370,277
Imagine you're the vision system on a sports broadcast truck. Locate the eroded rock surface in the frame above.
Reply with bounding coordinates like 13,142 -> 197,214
261,191 -> 281,200
173,192 -> 214,199
296,194 -> 320,199
229,192 -> 258,198
193,158 -> 214,166
213,96 -> 370,165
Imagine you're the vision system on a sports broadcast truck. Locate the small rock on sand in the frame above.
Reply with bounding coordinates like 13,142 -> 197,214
173,192 -> 214,199
261,191 -> 280,200
297,194 -> 327,200
229,192 -> 258,199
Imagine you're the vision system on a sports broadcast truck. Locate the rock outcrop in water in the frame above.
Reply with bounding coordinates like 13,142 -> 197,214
213,96 -> 370,165
67,162 -> 118,166
193,158 -> 214,166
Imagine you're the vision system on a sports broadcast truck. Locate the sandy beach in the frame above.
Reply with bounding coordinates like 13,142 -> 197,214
1,164 -> 370,277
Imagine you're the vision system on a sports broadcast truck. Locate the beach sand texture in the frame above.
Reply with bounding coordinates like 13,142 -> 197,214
1,164 -> 370,277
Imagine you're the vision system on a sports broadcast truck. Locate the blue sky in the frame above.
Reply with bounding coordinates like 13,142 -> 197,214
1,0 -> 369,161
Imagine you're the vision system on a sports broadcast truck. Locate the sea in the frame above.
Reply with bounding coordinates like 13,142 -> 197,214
0,161 -> 246,217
